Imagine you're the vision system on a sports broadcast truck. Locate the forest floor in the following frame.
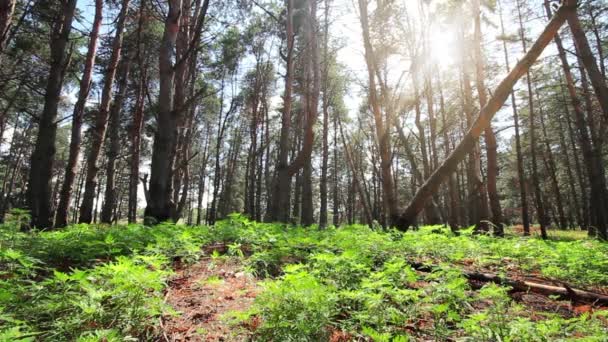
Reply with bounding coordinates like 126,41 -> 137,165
162,258 -> 259,341
1,214 -> 608,341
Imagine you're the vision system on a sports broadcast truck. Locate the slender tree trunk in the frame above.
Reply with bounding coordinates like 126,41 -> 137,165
196,129 -> 210,225
461,34 -> 489,231
357,0 -> 398,225
100,57 -> 131,223
473,0 -> 502,235
332,100 -> 339,226
554,102 -> 582,229
128,69 -> 146,223
394,3 -> 571,231
498,0 -> 530,235
79,0 -> 130,223
537,89 -> 567,229
438,77 -> 460,231
517,0 -> 547,239
127,0 -> 147,224
27,0 -> 77,229
319,0 -> 330,228
55,0 -> 103,228
269,0 -> 295,222
561,82 -> 589,229
339,115 -> 373,226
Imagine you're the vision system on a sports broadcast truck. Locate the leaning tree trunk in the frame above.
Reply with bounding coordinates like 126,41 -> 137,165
393,2 -> 572,231
566,8 -> 608,122
546,1 -> 608,240
27,0 -> 77,229
54,0 -> 102,228
79,0 -> 130,223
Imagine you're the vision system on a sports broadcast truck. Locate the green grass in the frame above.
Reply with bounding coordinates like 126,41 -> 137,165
1,212 -> 607,341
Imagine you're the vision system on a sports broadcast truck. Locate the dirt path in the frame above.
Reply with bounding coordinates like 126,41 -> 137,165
161,258 -> 259,341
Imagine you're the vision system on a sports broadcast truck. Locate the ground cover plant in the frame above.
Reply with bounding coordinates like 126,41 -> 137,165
1,213 -> 607,341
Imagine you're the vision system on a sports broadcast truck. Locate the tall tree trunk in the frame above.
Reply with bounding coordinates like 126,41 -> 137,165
517,0 -> 547,239
461,34 -> 489,231
127,0 -> 147,224
554,100 -> 582,229
537,89 -> 567,229
196,128 -> 210,225
332,100 -> 339,226
561,81 -> 590,229
268,0 -> 295,222
27,0 -> 77,228
319,0 -> 330,228
128,68 -> 146,223
473,0 -> 502,235
357,0 -> 398,225
498,0 -> 530,235
54,0 -> 102,228
79,0 -> 130,223
438,76 -> 460,231
339,115 -> 373,226
100,57 -> 130,223
394,2 -> 571,231
145,0 -> 182,223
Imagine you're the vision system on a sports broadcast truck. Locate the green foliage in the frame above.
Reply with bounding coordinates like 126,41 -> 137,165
1,214 -> 607,340
251,265 -> 337,341
0,220 -> 214,340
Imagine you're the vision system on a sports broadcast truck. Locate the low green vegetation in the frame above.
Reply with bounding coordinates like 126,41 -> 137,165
1,212 -> 607,341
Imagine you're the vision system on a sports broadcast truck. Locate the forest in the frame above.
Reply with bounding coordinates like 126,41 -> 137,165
1,0 -> 608,340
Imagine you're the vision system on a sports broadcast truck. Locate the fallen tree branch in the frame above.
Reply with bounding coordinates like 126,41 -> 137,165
408,261 -> 608,305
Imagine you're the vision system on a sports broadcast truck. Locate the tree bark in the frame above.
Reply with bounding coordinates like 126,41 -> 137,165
0,0 -> 16,59
498,0 -> 530,235
394,3 -> 571,231
536,89 -> 567,229
145,0 -> 182,223
54,0 -> 102,228
473,0 -> 502,235
100,57 -> 131,223
357,0 -> 398,225
79,0 -> 130,223
27,0 -> 77,229
319,0 -> 330,228
566,8 -> 608,122
547,2 -> 608,240
517,0 -> 547,239
339,115 -> 373,226
268,0 -> 295,223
